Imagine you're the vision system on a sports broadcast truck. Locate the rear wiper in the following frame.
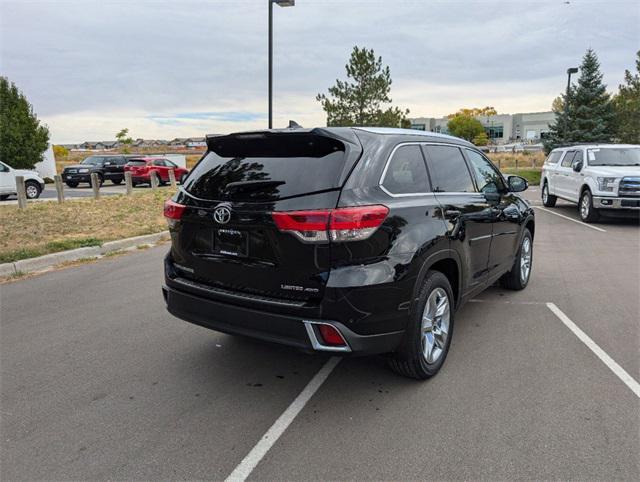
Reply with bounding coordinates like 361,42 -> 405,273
223,180 -> 285,192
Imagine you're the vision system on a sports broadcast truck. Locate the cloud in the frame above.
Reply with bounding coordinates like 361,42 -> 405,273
1,0 -> 638,142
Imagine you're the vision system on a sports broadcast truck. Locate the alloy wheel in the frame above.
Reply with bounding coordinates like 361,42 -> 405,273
25,185 -> 39,199
580,193 -> 590,219
542,184 -> 548,203
421,287 -> 450,364
520,236 -> 532,283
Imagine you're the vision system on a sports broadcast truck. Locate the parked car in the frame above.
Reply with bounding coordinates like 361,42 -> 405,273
0,160 -> 45,200
161,128 -> 534,379
124,157 -> 189,186
61,155 -> 132,187
541,144 -> 640,222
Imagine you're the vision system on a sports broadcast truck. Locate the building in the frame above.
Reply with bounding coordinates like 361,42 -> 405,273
409,111 -> 555,144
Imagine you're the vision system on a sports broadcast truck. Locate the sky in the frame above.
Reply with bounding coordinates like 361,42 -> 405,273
1,0 -> 638,143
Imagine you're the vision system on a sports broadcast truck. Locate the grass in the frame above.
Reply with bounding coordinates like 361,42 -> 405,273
0,190 -> 172,263
501,168 -> 542,185
487,151 -> 545,169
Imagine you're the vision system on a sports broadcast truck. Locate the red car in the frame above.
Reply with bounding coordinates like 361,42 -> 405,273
124,157 -> 190,186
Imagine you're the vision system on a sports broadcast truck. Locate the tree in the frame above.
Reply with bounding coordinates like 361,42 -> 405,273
447,106 -> 497,118
53,145 -> 69,159
613,50 -> 640,144
447,114 -> 486,144
116,128 -> 133,153
544,49 -> 615,153
0,77 -> 50,169
472,131 -> 489,146
316,46 -> 409,127
551,96 -> 564,113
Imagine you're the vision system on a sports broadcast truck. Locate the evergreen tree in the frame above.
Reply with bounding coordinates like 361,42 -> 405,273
570,49 -> 615,142
0,77 -> 50,169
613,50 -> 640,144
543,49 -> 614,153
316,46 -> 409,127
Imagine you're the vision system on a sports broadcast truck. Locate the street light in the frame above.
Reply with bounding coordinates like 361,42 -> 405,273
269,0 -> 295,129
564,67 -> 579,142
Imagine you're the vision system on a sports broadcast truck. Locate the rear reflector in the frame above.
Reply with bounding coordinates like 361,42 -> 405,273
272,205 -> 388,243
318,324 -> 348,347
164,200 -> 185,227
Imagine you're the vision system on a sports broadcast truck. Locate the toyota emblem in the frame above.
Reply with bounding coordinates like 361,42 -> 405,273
213,206 -> 232,224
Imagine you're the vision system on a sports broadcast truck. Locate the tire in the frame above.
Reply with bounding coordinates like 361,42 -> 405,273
66,181 -> 79,188
0,194 -> 10,201
541,181 -> 557,207
159,178 -> 167,186
91,173 -> 104,187
500,229 -> 533,290
112,177 -> 123,185
579,189 -> 600,223
24,180 -> 42,199
388,270 -> 455,379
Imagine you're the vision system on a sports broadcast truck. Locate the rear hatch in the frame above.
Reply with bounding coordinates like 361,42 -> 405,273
169,129 -> 362,302
125,159 -> 149,176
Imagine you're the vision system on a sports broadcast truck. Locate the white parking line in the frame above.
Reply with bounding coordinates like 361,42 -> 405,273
546,302 -> 639,398
226,357 -> 341,482
534,206 -> 607,232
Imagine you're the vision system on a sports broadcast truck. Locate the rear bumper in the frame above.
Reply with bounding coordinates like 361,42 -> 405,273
131,175 -> 151,183
162,282 -> 404,356
593,196 -> 640,210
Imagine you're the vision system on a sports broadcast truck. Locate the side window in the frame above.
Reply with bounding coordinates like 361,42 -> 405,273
545,151 -> 561,165
381,144 -> 430,195
465,149 -> 506,193
165,159 -> 177,168
424,145 -> 476,193
152,159 -> 166,167
572,150 -> 583,164
561,151 -> 575,167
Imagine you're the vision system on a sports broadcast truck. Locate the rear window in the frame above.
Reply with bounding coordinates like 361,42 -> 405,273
183,133 -> 349,201
545,151 -> 562,165
126,160 -> 148,166
381,144 -> 430,195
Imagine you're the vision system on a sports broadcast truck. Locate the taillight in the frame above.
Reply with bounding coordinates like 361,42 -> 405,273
271,205 -> 388,243
164,200 -> 185,228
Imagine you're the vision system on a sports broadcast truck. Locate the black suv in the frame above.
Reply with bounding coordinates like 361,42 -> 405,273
62,155 -> 134,187
162,127 -> 534,379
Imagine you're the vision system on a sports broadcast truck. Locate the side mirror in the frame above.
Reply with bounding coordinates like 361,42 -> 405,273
572,160 -> 583,172
508,175 -> 528,192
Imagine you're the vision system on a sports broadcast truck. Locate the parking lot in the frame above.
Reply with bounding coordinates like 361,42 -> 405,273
0,182 -> 174,204
1,188 -> 638,480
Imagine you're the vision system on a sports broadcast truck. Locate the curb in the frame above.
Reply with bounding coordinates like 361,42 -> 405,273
0,231 -> 170,277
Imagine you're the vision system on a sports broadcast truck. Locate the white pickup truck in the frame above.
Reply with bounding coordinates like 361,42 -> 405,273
0,160 -> 45,201
540,144 -> 640,222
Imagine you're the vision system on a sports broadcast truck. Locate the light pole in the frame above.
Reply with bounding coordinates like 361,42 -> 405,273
564,67 -> 579,142
269,0 -> 295,129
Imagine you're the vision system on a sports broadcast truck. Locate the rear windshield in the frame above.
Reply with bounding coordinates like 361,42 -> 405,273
183,133 -> 348,201
126,160 -> 148,166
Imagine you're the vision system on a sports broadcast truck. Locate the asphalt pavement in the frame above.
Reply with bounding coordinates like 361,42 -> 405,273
1,187 -> 638,480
